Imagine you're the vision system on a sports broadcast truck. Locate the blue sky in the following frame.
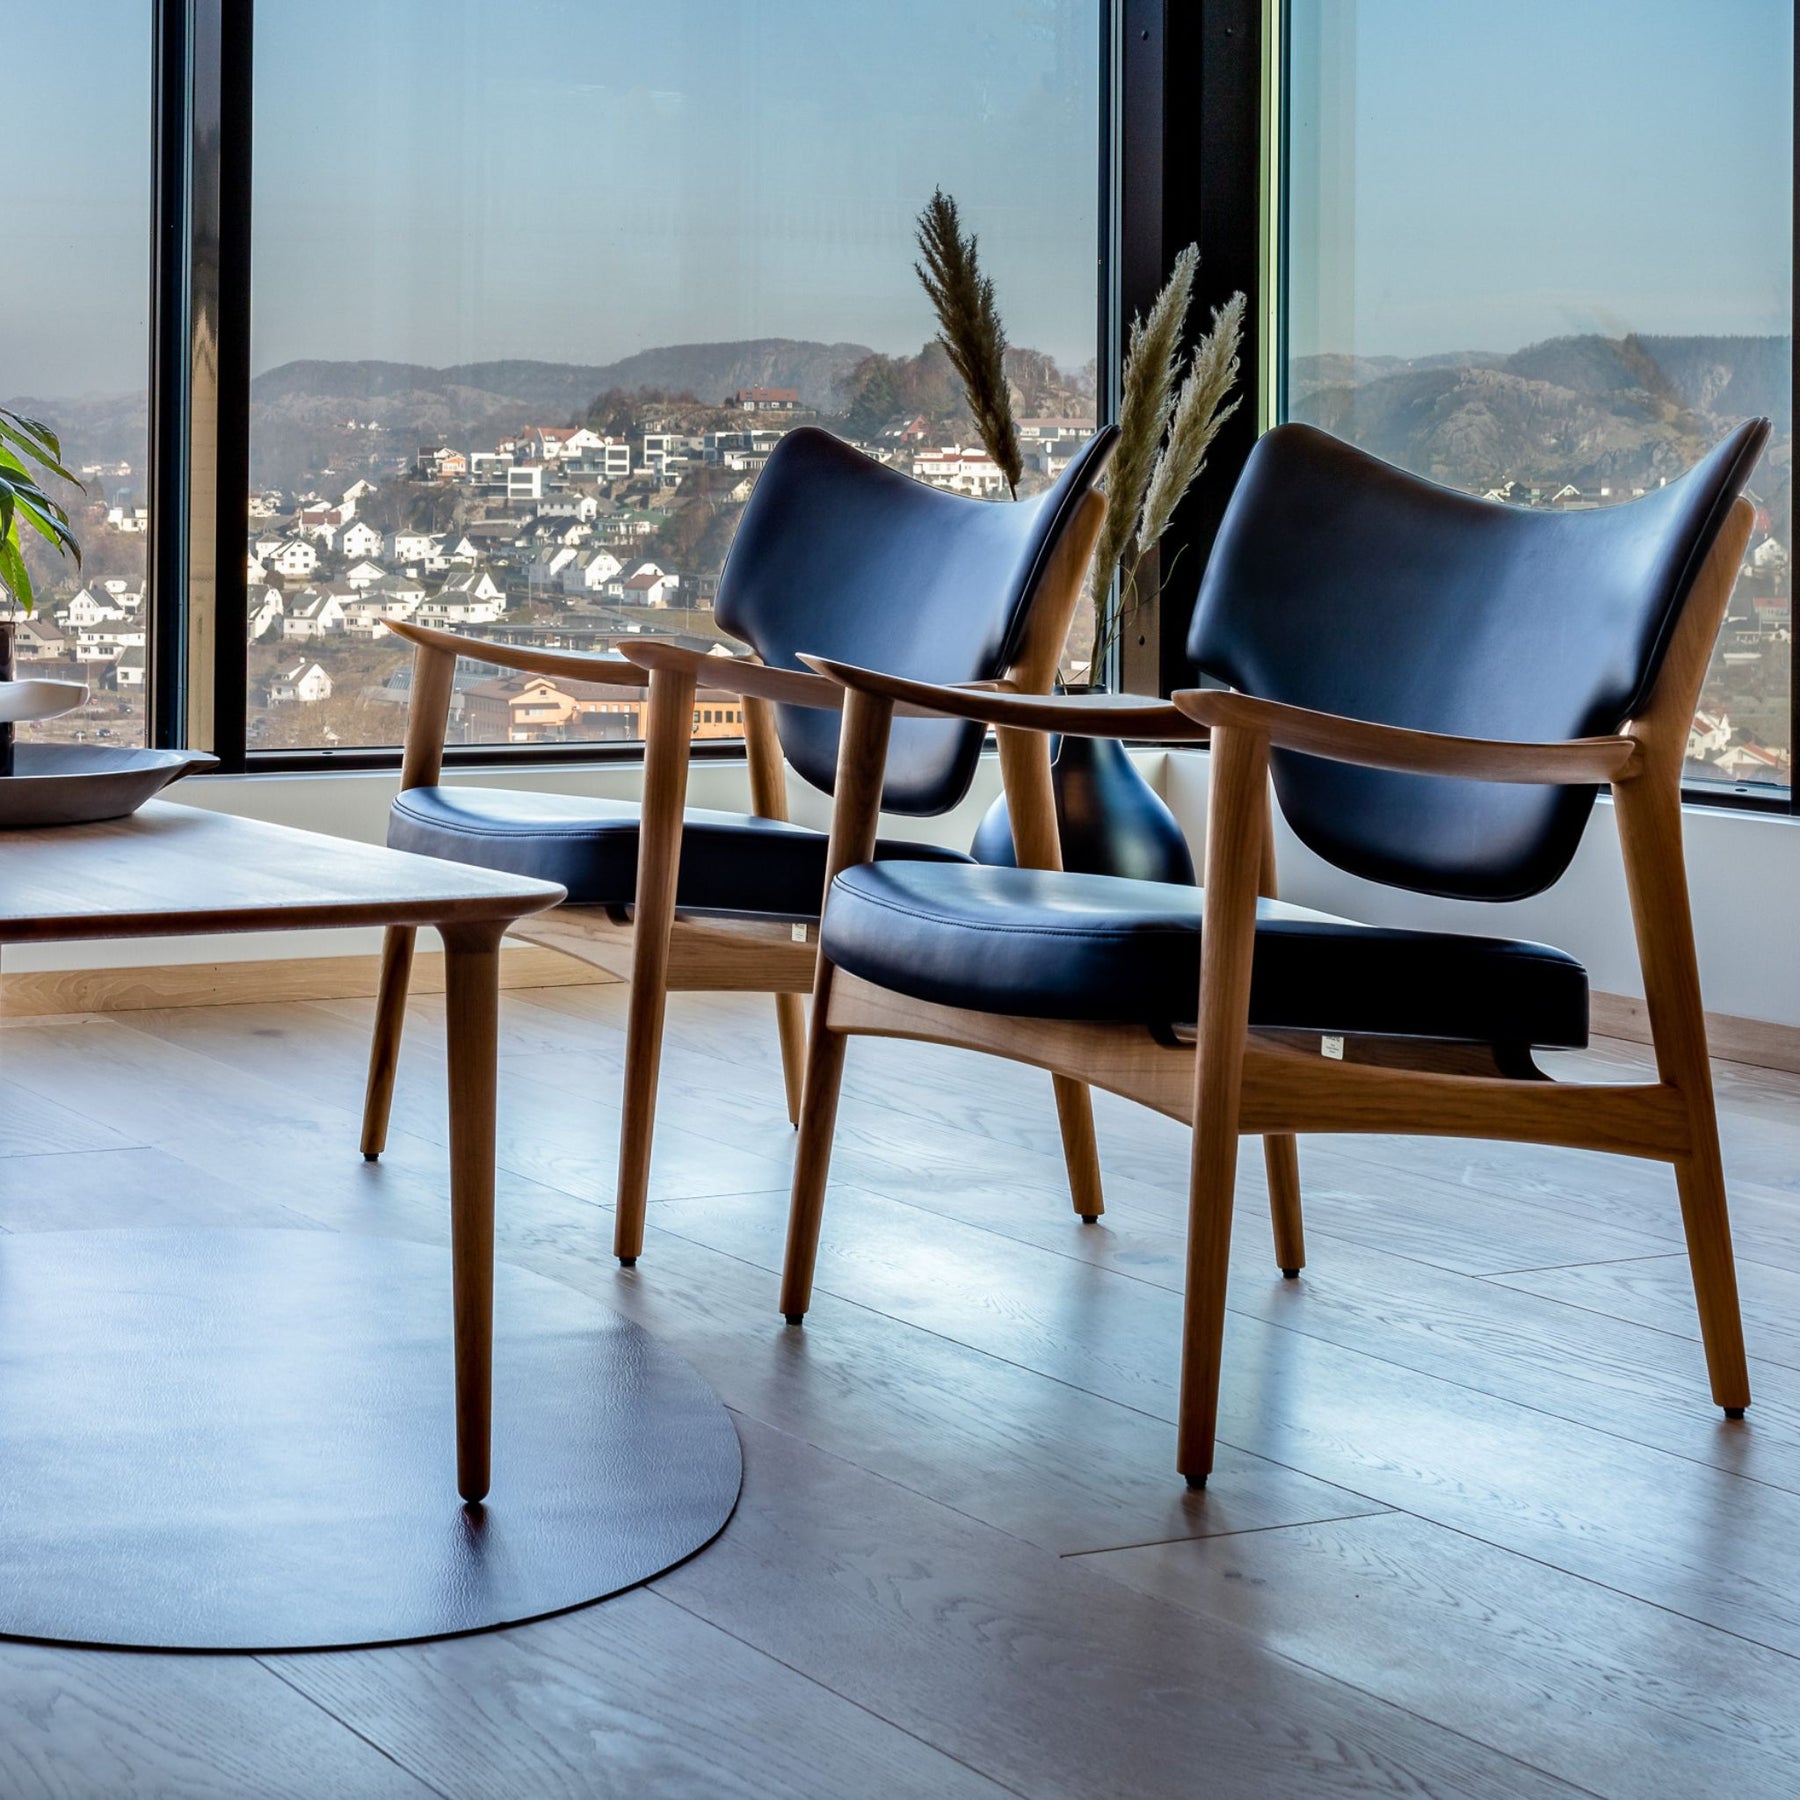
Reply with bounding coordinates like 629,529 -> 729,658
3,1 -> 1792,398
1287,0 -> 1794,360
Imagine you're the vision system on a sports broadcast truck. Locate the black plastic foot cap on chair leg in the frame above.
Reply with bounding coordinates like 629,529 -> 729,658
1726,1406 -> 1747,1419
617,1256 -> 637,1269
1080,1214 -> 1100,1225
784,1312 -> 805,1327
363,1152 -> 380,1163
1184,1474 -> 1207,1491
1281,1267 -> 1301,1280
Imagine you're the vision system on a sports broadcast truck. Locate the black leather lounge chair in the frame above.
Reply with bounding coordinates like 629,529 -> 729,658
782,417 -> 1770,1487
363,423 -> 1118,1264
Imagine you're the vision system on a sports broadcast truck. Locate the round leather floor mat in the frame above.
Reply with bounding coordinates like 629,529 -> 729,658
0,1229 -> 741,1651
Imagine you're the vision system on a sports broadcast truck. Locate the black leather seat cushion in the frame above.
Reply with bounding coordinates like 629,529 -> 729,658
821,862 -> 1588,1048
389,786 -> 970,920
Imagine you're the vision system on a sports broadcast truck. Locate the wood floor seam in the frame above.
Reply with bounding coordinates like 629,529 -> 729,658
252,1656 -> 457,1800
1058,1506 -> 1401,1559
642,1587 -> 1039,1800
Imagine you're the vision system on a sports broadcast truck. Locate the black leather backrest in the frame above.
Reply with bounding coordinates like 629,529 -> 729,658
716,425 -> 1117,815
1188,420 -> 1770,899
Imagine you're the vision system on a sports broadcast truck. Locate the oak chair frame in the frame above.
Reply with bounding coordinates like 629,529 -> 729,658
362,485 -> 1112,1262
783,496 -> 1756,1488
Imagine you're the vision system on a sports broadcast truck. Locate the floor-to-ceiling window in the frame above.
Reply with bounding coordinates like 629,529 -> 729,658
2,2 -> 155,745
1283,0 -> 1794,801
244,0 -> 1101,753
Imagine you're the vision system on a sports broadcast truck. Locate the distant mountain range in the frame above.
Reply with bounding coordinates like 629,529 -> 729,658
1290,334 -> 1791,533
250,338 -> 876,417
10,332 -> 1790,534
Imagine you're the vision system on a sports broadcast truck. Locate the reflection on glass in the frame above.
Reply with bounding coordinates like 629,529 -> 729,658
0,2 -> 153,747
1285,0 -> 1793,793
247,0 -> 1100,752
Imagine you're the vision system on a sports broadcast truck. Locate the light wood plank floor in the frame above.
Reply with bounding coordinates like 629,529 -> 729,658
4,981 -> 1800,1797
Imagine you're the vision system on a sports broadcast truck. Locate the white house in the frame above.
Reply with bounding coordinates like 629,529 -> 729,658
522,426 -> 575,461
561,548 -> 624,596
416,567 -> 506,626
339,519 -> 384,561
76,620 -> 146,661
247,588 -> 285,642
344,558 -> 388,589
441,567 -> 505,605
417,593 -> 503,627
620,568 -> 680,607
295,506 -> 344,546
367,573 -> 427,612
268,661 -> 333,706
340,478 -> 377,509
529,546 -> 581,590
506,464 -> 546,503
269,537 -> 319,579
1688,710 -> 1733,760
115,644 -> 147,688
60,586 -> 126,628
105,504 -> 149,533
391,531 -> 440,566
281,590 -> 346,639
567,436 -> 631,480
423,534 -> 481,572
339,597 -> 400,638
913,447 -> 1007,497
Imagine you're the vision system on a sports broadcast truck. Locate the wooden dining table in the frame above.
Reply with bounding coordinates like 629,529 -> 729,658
0,798 -> 566,1502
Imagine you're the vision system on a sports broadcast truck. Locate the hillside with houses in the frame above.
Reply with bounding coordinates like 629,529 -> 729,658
2,331 -> 1790,785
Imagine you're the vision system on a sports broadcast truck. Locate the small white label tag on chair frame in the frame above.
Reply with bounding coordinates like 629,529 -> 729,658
1321,1035 -> 1345,1060
791,923 -> 809,943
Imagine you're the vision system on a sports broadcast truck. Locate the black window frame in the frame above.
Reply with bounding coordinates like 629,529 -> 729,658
150,0 -> 1187,777
144,0 -> 1794,814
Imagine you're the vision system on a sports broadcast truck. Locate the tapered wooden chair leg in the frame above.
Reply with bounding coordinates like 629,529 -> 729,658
1176,722 -> 1267,1488
1674,1126 -> 1752,1414
361,924 -> 416,1160
781,980 -> 850,1324
1178,1118 -> 1243,1488
775,991 -> 807,1126
615,665 -> 697,1266
1263,1134 -> 1305,1276
1053,1076 -> 1106,1221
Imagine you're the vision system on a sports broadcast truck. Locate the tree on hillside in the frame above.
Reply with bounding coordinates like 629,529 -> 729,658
583,386 -> 698,440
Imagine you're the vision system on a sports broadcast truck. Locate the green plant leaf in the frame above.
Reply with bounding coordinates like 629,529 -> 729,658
0,527 -> 36,616
0,408 -> 63,462
0,417 -> 75,485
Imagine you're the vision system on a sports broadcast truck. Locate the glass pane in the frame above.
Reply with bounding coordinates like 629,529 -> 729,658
247,0 -> 1099,753
1284,0 -> 1793,797
1,2 -> 153,747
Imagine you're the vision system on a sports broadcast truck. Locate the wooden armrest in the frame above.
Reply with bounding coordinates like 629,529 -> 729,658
798,654 -> 1200,739
385,618 -> 649,687
1171,689 -> 1641,784
621,640 -> 845,710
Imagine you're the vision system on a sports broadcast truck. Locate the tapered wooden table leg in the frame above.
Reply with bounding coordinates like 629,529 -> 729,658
443,920 -> 503,1504
361,924 -> 416,1159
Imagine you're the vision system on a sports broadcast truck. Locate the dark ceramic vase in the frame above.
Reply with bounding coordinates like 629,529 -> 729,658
0,621 -> 14,778
971,711 -> 1196,885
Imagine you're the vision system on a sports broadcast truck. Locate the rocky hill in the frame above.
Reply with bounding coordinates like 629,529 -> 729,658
250,339 -> 874,418
1289,333 -> 1791,535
